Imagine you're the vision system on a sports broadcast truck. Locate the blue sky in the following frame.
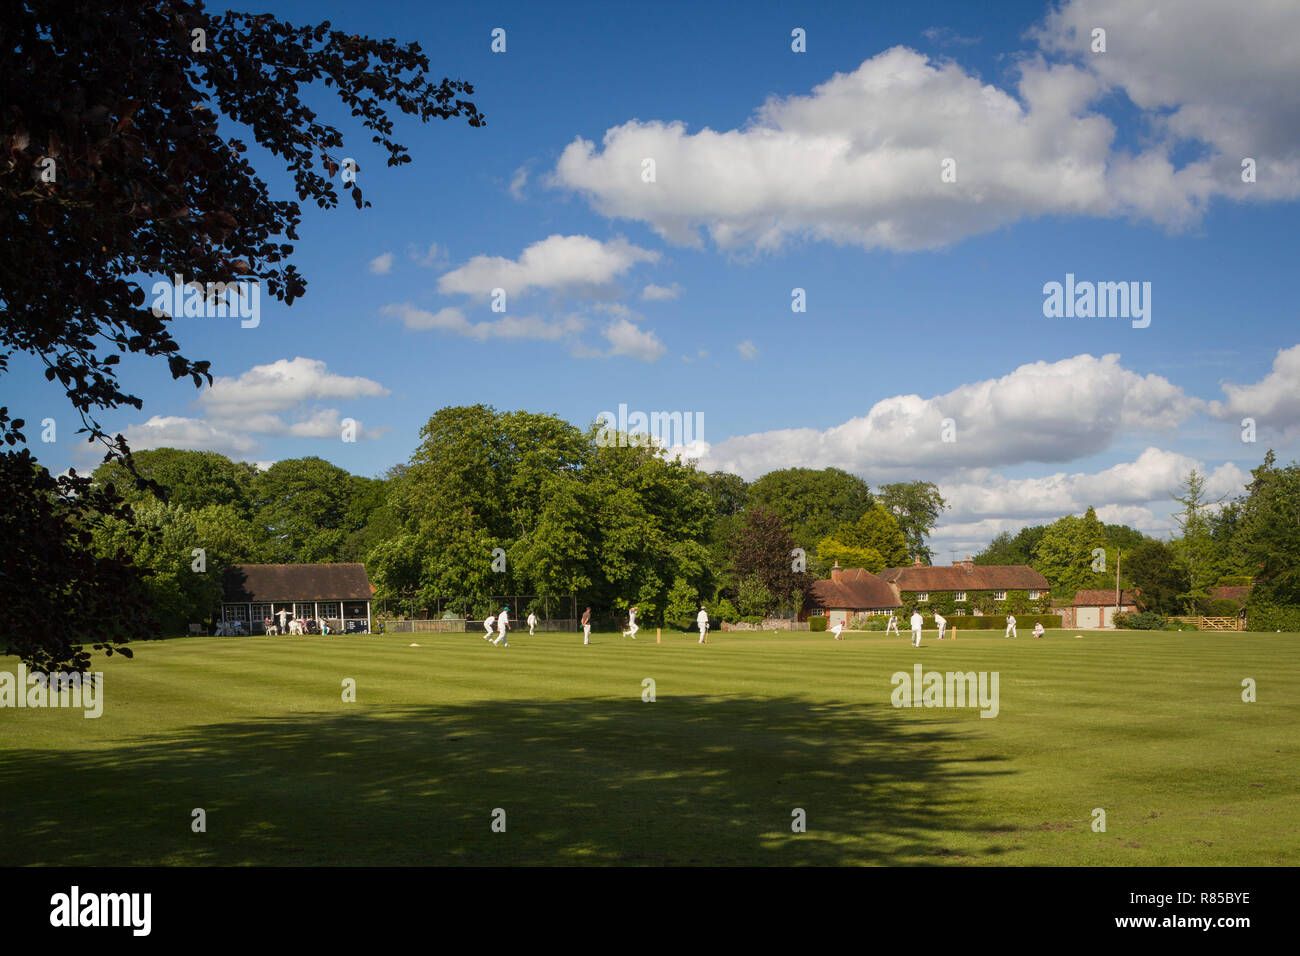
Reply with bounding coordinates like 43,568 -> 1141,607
9,0 -> 1299,557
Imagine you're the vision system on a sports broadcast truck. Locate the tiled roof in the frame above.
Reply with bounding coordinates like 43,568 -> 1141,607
222,563 -> 374,603
1072,589 -> 1141,606
877,565 -> 1049,591
810,568 -> 901,610
1210,585 -> 1252,604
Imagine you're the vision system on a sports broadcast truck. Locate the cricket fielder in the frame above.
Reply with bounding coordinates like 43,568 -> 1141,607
581,606 -> 592,645
696,605 -> 709,644
527,611 -> 538,636
830,621 -> 845,640
1005,614 -> 1017,639
910,611 -> 924,647
885,613 -> 900,636
494,606 -> 510,646
623,605 -> 639,640
934,612 -> 947,641
483,614 -> 496,641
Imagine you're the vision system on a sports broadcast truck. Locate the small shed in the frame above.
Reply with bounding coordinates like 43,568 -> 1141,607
1061,588 -> 1141,629
220,563 -> 374,634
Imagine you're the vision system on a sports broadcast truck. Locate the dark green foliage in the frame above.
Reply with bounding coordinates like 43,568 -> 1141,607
1114,611 -> 1167,630
808,615 -> 827,632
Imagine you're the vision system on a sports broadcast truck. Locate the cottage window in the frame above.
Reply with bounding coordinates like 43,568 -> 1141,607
917,592 -> 929,602
1028,590 -> 1041,600
994,590 -> 1007,601
955,591 -> 966,602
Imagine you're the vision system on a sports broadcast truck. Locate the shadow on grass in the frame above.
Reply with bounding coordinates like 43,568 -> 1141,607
0,696 -> 1014,865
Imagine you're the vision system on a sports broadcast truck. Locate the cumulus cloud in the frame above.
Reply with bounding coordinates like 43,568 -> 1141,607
737,340 -> 759,360
437,234 -> 659,299
938,449 -> 1249,523
1208,343 -> 1300,441
552,2 -> 1300,253
1030,0 -> 1300,204
600,317 -> 666,362
124,358 -> 391,458
197,357 -> 389,419
694,353 -> 1199,479
369,252 -> 394,275
123,416 -> 261,456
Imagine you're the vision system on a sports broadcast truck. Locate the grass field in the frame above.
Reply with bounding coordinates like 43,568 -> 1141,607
2,629 -> 1296,866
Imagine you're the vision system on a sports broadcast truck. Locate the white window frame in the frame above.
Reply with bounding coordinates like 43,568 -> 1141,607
993,590 -> 1007,601
1028,590 -> 1041,600
917,592 -> 929,602
955,591 -> 967,603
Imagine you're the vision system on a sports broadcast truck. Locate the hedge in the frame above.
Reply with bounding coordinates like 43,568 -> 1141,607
1246,603 -> 1300,632
809,615 -> 827,632
1113,611 -> 1167,630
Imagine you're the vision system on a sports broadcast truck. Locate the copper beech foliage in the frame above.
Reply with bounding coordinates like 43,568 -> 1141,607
0,1 -> 484,667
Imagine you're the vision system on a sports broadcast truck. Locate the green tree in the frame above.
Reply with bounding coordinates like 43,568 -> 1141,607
1236,452 -> 1300,605
1124,539 -> 1188,615
92,449 -> 256,515
251,457 -> 356,563
747,468 -> 874,547
1031,508 -> 1112,596
875,481 -> 949,564
1170,470 -> 1225,611
975,525 -> 1046,566
736,575 -> 774,618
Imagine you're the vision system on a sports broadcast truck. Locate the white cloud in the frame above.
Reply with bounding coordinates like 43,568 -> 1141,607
641,282 -> 683,301
694,353 -> 1199,479
123,416 -> 260,456
1030,0 -> 1300,204
437,234 -> 659,299
938,449 -> 1249,523
384,303 -> 586,341
197,357 -> 389,419
600,318 -> 666,362
553,5 -> 1300,253
1208,343 -> 1300,441
737,340 -> 759,360
369,252 -> 394,275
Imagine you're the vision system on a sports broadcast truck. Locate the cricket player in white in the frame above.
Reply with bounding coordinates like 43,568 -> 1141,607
934,612 -> 947,641
830,621 -> 845,640
623,605 -> 639,639
527,612 -> 538,635
696,605 -> 709,643
1032,622 -> 1044,639
494,606 -> 510,646
483,614 -> 495,640
1005,614 -> 1017,638
885,612 -> 900,636
910,611 -> 924,647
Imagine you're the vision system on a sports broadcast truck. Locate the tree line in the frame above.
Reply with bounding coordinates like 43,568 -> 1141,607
973,455 -> 1300,619
73,404 -> 950,634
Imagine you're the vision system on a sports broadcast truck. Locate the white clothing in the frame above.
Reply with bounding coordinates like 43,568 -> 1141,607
910,612 -> 923,646
1005,616 -> 1017,638
527,613 -> 537,635
583,624 -> 591,644
831,622 -> 844,640
934,614 -> 947,640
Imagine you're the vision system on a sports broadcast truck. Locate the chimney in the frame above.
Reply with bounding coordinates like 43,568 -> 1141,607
912,557 -> 924,568
831,560 -> 843,584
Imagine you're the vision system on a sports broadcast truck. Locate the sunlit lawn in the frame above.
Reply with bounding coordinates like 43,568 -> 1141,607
1,628 -> 1295,865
